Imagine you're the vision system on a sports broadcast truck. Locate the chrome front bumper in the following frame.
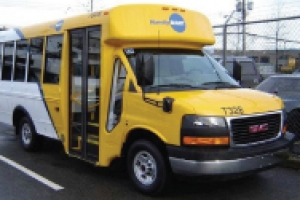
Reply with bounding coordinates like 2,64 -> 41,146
169,153 -> 282,176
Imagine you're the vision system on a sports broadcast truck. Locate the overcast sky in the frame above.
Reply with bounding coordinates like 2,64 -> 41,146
0,0 -> 300,27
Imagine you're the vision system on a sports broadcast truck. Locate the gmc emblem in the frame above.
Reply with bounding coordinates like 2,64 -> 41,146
249,123 -> 269,133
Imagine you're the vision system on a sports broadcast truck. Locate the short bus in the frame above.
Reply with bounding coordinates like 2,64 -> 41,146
0,4 -> 295,195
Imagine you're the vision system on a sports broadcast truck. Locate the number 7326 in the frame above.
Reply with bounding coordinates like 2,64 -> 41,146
221,106 -> 244,115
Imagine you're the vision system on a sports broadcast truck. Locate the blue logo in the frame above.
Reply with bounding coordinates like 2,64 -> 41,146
169,13 -> 185,33
150,13 -> 186,33
54,20 -> 64,31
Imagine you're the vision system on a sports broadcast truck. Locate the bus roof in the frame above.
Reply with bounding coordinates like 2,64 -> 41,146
0,4 -> 215,47
105,4 -> 215,46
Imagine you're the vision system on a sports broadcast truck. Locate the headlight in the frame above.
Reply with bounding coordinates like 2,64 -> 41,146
181,115 -> 229,146
182,115 -> 227,128
192,116 -> 226,127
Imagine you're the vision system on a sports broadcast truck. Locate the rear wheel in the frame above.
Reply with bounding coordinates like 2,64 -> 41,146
19,116 -> 40,151
127,140 -> 170,196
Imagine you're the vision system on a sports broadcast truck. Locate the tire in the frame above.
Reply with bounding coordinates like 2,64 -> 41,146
19,116 -> 40,151
127,140 -> 170,196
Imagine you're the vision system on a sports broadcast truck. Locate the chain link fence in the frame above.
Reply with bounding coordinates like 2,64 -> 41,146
213,17 -> 300,155
212,16 -> 300,73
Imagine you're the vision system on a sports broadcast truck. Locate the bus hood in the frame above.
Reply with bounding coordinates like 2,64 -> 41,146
155,89 -> 283,116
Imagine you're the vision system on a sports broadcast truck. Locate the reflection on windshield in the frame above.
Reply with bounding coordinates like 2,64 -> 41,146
125,49 -> 239,91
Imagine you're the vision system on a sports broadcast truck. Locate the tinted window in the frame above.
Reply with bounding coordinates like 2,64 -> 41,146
2,42 -> 14,80
28,38 -> 44,82
44,35 -> 62,84
260,56 -> 269,63
14,40 -> 28,81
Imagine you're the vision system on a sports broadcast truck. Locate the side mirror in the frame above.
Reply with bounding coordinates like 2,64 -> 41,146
163,97 -> 174,113
233,60 -> 242,83
136,54 -> 155,86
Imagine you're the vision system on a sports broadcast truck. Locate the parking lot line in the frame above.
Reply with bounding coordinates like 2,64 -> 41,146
0,155 -> 64,191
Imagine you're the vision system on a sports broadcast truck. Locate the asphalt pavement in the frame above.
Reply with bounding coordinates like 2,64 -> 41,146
1,123 -> 300,200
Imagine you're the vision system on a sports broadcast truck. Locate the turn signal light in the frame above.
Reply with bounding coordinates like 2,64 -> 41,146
282,125 -> 287,134
183,136 -> 229,146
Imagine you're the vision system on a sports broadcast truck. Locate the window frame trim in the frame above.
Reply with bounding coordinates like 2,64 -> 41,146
14,39 -> 29,82
0,43 -> 3,79
11,41 -> 16,82
28,37 -> 44,83
106,58 -> 128,133
25,41 -> 30,82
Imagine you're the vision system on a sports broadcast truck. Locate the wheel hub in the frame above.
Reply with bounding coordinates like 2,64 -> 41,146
133,151 -> 157,186
22,123 -> 32,145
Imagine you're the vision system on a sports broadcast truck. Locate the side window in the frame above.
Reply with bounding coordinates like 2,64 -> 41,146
28,38 -> 44,82
44,35 -> 62,84
27,38 -> 44,82
14,40 -> 28,81
106,59 -> 127,132
2,42 -> 14,80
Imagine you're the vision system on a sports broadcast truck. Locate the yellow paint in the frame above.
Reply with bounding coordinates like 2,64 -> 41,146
15,4 -> 283,167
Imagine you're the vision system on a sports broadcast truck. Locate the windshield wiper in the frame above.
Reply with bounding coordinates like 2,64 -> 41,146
148,84 -> 206,89
201,81 -> 241,89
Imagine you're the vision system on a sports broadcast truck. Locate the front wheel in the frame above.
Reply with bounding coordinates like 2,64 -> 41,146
127,140 -> 170,196
19,116 -> 40,151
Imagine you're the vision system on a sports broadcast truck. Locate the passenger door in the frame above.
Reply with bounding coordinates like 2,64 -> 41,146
69,27 -> 101,162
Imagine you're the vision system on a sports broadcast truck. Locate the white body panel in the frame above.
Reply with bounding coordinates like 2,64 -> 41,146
0,81 -> 59,139
0,29 -> 22,43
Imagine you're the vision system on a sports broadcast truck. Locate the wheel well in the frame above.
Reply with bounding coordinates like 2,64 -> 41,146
121,128 -> 168,163
13,108 -> 27,134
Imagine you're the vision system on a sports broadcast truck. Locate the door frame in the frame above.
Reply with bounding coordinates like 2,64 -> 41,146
68,26 -> 101,160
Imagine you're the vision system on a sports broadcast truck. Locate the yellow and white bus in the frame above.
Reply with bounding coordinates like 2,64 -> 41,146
0,4 -> 295,195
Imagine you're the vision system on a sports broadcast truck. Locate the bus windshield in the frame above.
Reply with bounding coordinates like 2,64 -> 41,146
125,48 -> 239,91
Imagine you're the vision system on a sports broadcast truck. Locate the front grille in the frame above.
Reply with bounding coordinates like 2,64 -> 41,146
286,110 -> 300,139
230,113 -> 281,145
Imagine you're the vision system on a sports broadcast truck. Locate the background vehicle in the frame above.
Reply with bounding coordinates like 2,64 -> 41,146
213,56 -> 263,88
294,68 -> 300,74
256,62 -> 276,79
256,74 -> 300,143
279,55 -> 296,73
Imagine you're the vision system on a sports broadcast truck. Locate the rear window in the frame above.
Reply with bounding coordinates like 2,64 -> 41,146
256,77 -> 300,93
